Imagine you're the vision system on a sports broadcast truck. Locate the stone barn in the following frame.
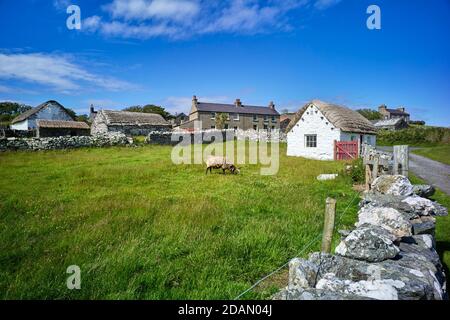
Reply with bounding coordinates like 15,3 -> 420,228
10,100 -> 74,131
91,109 -> 171,136
286,100 -> 377,160
36,120 -> 90,137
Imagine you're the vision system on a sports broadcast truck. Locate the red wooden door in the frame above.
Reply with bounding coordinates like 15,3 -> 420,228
334,140 -> 359,160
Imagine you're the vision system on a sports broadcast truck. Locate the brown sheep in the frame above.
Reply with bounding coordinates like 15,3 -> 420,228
205,156 -> 240,175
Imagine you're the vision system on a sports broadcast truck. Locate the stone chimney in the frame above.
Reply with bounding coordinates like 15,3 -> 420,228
235,98 -> 242,107
268,101 -> 275,110
192,95 -> 198,108
89,104 -> 97,122
378,104 -> 387,112
397,107 -> 405,113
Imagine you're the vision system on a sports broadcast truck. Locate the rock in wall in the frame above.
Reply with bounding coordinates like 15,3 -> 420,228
274,175 -> 448,300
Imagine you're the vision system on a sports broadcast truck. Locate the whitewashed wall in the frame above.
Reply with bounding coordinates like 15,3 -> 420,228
10,120 -> 28,130
287,104 -> 340,160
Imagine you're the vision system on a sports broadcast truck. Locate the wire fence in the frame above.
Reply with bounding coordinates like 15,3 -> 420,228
233,192 -> 360,300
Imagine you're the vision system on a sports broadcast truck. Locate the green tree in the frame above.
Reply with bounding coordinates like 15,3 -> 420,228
123,104 -> 173,120
0,102 -> 32,123
215,113 -> 229,130
356,108 -> 383,121
76,114 -> 90,123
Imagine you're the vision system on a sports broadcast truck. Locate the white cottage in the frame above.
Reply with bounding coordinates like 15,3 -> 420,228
10,100 -> 74,131
286,100 -> 377,160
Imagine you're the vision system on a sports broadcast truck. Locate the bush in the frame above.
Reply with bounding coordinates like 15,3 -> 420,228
347,158 -> 365,184
377,126 -> 450,146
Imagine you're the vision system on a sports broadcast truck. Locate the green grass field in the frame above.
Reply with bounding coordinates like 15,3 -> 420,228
412,145 -> 450,165
0,143 -> 361,299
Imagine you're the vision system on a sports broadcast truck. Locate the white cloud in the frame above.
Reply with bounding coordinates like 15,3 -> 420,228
314,0 -> 342,10
53,0 -> 71,11
82,0 -> 340,40
0,53 -> 135,94
104,0 -> 200,22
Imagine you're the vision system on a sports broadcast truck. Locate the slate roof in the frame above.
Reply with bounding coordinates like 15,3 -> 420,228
385,108 -> 410,116
196,102 -> 279,116
286,100 -> 377,135
100,110 -> 170,126
11,100 -> 74,124
37,120 -> 90,129
374,118 -> 405,127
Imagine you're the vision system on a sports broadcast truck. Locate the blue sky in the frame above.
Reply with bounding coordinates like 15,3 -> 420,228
0,0 -> 449,126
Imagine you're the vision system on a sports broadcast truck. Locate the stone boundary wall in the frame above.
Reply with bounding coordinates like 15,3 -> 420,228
146,129 -> 287,145
275,175 -> 448,300
0,132 -> 131,151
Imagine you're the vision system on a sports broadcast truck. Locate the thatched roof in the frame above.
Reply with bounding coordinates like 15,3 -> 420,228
100,110 -> 170,126
11,100 -> 74,124
37,120 -> 90,129
286,100 -> 377,135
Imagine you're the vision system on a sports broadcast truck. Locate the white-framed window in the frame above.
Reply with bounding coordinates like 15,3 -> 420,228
211,112 -> 216,120
271,116 -> 276,122
305,134 -> 317,148
232,113 -> 239,121
253,114 -> 258,122
264,115 -> 268,122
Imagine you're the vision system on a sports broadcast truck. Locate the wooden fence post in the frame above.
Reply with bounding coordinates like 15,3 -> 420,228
393,145 -> 409,177
321,198 -> 337,253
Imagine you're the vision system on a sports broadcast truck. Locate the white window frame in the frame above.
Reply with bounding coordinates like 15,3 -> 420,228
305,134 -> 317,148
211,112 -> 216,120
253,114 -> 258,122
233,113 -> 239,121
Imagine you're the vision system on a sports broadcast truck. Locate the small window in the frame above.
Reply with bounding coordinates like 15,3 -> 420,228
305,134 -> 317,148
253,124 -> 257,130
224,124 -> 229,129
211,112 -> 216,120
253,115 -> 258,121
233,113 -> 239,121
211,125 -> 215,129
264,124 -> 268,130
264,115 -> 268,122
271,116 -> 276,122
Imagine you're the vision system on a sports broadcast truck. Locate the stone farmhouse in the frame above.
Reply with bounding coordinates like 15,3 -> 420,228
91,109 -> 171,136
180,96 -> 280,130
378,105 -> 410,122
10,100 -> 90,137
286,100 -> 377,160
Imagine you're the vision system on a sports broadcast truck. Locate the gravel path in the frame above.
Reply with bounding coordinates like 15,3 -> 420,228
377,146 -> 450,195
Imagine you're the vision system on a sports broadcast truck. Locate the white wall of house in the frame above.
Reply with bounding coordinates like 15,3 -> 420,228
10,120 -> 28,130
287,104 -> 341,160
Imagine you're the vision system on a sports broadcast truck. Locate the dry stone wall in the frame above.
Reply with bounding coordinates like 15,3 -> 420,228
274,175 -> 448,300
0,132 -> 131,151
146,129 -> 287,145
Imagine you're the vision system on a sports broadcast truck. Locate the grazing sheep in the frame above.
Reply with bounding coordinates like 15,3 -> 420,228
205,156 -> 240,175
